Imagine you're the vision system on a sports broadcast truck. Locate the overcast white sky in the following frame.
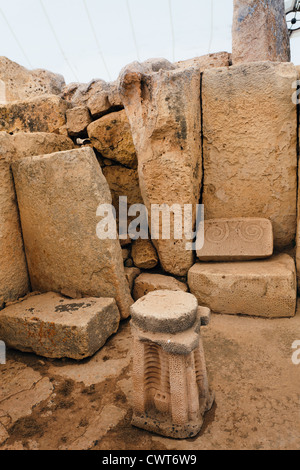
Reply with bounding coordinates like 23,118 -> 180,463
0,0 -> 300,84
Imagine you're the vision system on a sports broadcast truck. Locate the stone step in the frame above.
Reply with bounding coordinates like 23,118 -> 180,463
188,254 -> 297,318
0,293 -> 120,360
197,218 -> 273,261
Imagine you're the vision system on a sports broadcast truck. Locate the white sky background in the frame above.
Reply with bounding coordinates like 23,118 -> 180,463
0,0 -> 299,85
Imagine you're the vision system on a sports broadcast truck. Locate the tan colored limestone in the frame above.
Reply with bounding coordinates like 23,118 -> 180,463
188,254 -> 297,318
0,95 -> 70,134
88,110 -> 137,169
130,290 -> 213,438
125,267 -> 141,292
119,60 -> 202,275
12,147 -> 133,319
197,218 -> 273,261
0,57 -> 65,102
66,106 -> 92,137
232,0 -> 290,64
0,158 -> 30,305
175,51 -> 231,70
133,273 -> 188,301
0,293 -> 120,359
131,239 -> 159,270
0,132 -> 74,305
202,62 -> 298,250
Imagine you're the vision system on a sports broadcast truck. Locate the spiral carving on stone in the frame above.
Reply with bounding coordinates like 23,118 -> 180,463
237,221 -> 264,242
205,222 -> 230,243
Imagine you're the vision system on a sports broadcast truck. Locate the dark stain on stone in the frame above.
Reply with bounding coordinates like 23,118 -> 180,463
55,302 -> 92,313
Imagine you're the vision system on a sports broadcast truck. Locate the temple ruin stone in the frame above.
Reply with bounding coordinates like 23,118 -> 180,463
0,293 -> 120,360
12,147 -> 133,319
66,106 -> 92,137
133,273 -> 188,301
188,254 -> 297,318
130,290 -> 214,438
197,218 -> 273,261
202,62 -> 298,250
131,239 -> 159,270
232,0 -> 290,64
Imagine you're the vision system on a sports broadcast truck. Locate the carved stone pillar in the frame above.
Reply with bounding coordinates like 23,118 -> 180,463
130,290 -> 214,438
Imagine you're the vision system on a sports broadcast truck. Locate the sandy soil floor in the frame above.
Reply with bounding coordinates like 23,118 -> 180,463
0,305 -> 300,450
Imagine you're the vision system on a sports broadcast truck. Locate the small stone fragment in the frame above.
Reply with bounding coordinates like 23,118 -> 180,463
133,273 -> 188,301
131,239 -> 159,270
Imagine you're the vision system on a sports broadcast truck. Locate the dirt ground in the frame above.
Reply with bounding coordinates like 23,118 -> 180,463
0,303 -> 300,451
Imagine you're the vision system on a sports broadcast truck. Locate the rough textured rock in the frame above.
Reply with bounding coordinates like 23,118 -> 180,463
0,158 -> 30,304
131,239 -> 159,270
62,79 -> 122,118
0,57 -> 65,103
124,267 -> 141,291
0,131 -> 75,162
197,218 -> 273,261
202,62 -> 298,250
0,95 -> 70,134
88,110 -> 137,168
0,293 -> 120,360
232,0 -> 290,64
119,60 -> 202,275
175,51 -> 231,70
12,147 -> 133,319
66,106 -> 92,137
188,254 -> 297,318
133,273 -> 188,301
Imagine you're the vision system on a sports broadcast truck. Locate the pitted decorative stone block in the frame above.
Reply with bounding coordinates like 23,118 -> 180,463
130,290 -> 214,439
188,254 -> 297,318
197,218 -> 273,261
0,293 -> 120,359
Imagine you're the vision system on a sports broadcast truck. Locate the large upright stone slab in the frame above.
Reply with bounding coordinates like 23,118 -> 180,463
0,293 -> 120,359
0,158 -> 30,305
202,62 -> 298,250
12,148 -> 133,319
0,95 -> 70,134
232,0 -> 290,64
188,254 -> 297,318
119,59 -> 202,276
197,218 -> 273,261
0,132 -> 75,306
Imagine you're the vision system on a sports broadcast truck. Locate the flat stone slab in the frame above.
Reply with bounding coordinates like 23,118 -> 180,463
0,293 -> 120,359
188,254 -> 297,318
131,290 -> 198,334
197,218 -> 273,261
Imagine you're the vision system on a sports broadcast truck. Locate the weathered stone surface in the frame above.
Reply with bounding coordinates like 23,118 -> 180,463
0,293 -> 120,359
0,158 -> 30,304
88,110 -> 137,168
197,218 -> 273,261
0,95 -> 70,134
133,273 -> 188,301
132,239 -> 159,270
119,60 -> 202,275
12,147 -> 133,319
125,267 -> 141,291
232,0 -> 290,64
62,79 -> 122,118
188,254 -> 297,318
0,131 -> 75,163
198,306 -> 211,326
0,57 -> 65,103
202,62 -> 297,250
175,51 -> 231,70
66,106 -> 92,137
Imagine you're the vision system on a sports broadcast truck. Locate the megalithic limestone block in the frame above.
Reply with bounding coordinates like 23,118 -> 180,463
0,131 -> 75,306
202,62 -> 298,250
118,60 -> 202,276
232,0 -> 290,64
0,158 -> 30,305
12,147 -> 133,319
